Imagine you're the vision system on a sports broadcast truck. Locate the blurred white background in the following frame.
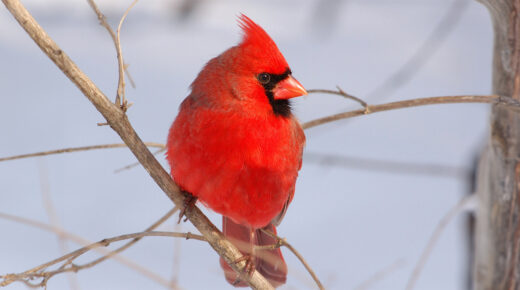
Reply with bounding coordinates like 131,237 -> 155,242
0,0 -> 492,289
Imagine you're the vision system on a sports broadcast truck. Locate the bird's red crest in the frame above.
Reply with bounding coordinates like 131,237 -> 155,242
236,14 -> 289,74
238,14 -> 275,50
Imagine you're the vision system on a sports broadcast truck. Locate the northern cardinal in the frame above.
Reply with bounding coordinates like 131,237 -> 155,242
166,14 -> 306,288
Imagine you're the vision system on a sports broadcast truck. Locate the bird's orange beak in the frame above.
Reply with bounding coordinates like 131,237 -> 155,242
273,75 -> 307,100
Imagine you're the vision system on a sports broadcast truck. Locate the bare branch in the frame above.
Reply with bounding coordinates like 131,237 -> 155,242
80,207 -> 180,271
38,161 -> 80,290
302,94 -> 520,130
87,0 -> 117,43
87,0 -> 136,98
114,0 -> 138,111
0,230 -> 205,288
260,229 -> 324,290
0,211 -> 173,287
0,207 -> 178,287
307,87 -> 368,111
0,142 -> 165,163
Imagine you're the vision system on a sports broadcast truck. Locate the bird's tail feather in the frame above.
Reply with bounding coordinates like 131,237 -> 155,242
219,216 -> 287,288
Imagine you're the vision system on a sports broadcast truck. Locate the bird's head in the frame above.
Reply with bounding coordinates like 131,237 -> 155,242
190,14 -> 306,117
229,14 -> 307,116
236,15 -> 306,98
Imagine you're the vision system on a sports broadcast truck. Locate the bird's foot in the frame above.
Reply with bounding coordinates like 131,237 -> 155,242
177,192 -> 197,224
231,254 -> 256,286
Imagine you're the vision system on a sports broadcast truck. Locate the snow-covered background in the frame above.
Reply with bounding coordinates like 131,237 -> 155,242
0,0 -> 492,289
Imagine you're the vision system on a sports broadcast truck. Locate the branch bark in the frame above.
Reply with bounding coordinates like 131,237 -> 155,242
0,0 -> 273,289
474,0 -> 520,289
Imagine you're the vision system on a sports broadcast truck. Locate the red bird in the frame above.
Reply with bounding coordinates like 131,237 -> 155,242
166,14 -> 306,287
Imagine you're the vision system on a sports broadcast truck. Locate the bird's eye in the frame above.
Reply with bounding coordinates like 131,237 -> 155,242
257,73 -> 271,84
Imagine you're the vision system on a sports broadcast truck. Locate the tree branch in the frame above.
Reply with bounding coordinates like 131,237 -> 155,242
0,230 -> 205,288
0,0 -> 273,288
302,94 -> 520,130
0,208 -> 179,287
260,229 -> 324,290
0,142 -> 164,162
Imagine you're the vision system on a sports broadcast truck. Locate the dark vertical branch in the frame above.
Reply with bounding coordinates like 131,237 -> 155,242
474,0 -> 520,289
465,155 -> 479,290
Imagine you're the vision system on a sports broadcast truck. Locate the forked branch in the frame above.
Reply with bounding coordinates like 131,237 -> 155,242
0,230 -> 205,288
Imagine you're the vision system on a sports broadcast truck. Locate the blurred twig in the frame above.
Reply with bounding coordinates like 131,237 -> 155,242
115,147 -> 166,173
354,259 -> 406,290
169,222 -> 183,289
0,142 -> 164,163
174,0 -> 204,22
38,161 -> 80,290
366,0 -> 469,102
305,152 -> 470,179
310,0 -> 345,37
260,229 -> 324,290
405,194 -> 477,290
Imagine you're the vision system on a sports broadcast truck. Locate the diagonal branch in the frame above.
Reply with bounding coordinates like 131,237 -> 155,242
406,194 -> 477,290
1,0 -> 273,289
365,0 -> 469,102
260,229 -> 324,290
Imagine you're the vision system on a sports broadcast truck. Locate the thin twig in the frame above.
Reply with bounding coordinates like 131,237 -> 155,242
305,152 -> 470,179
80,207 -> 180,271
354,259 -> 406,290
308,87 -> 368,111
87,0 -> 117,43
0,208 -> 180,288
87,0 -> 135,91
0,142 -> 165,163
0,231 -> 205,287
38,161 -> 80,290
260,229 -> 324,290
114,0 -> 138,111
405,194 -> 477,290
302,94 -> 520,130
170,222 -> 183,289
366,0 -> 469,101
115,147 -> 167,173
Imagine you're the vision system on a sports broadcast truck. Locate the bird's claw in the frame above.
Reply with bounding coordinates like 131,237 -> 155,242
178,192 -> 197,224
231,254 -> 255,285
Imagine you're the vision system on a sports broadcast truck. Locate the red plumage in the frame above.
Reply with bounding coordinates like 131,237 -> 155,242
166,14 -> 306,287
